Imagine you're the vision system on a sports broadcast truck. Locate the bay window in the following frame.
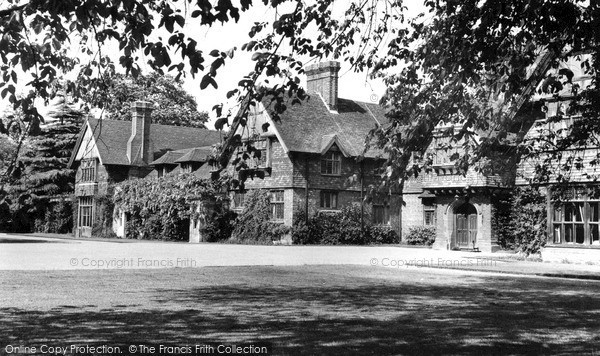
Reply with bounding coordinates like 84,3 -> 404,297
552,199 -> 600,246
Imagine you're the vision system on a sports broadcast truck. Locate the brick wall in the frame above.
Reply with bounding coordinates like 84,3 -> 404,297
306,61 -> 340,110
73,161 -> 130,237
401,193 -> 425,237
228,138 -> 401,235
239,138 -> 295,189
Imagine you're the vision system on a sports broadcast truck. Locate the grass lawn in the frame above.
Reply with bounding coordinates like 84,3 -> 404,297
1,265 -> 599,355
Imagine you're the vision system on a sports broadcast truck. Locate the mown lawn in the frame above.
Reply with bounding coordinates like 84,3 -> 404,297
1,265 -> 599,355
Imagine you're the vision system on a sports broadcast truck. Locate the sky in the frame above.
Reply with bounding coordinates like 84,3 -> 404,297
1,1 -> 427,129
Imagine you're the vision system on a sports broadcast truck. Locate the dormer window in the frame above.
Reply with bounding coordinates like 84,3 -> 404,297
181,163 -> 192,173
80,159 -> 96,182
320,151 -> 341,175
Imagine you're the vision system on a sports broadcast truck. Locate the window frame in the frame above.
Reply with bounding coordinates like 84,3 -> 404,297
181,163 -> 193,174
252,139 -> 270,168
551,188 -> 600,247
78,196 -> 93,228
320,190 -> 339,210
320,151 -> 342,176
269,190 -> 285,222
232,191 -> 245,211
372,202 -> 390,226
80,159 -> 96,182
423,205 -> 436,226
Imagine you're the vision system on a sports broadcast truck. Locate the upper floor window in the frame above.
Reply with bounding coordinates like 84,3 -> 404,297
321,151 -> 341,175
80,159 -> 96,182
181,163 -> 192,173
157,166 -> 168,178
253,139 -> 269,168
432,135 -> 459,166
320,190 -> 338,210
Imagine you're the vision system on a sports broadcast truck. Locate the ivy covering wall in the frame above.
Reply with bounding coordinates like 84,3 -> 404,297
113,174 -> 218,241
495,186 -> 547,255
229,189 -> 290,244
292,206 -> 399,245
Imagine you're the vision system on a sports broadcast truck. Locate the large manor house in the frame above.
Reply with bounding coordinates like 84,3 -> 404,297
69,58 -> 599,262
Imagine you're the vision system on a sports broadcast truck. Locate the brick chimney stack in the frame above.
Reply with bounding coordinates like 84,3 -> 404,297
306,61 -> 341,111
127,101 -> 154,165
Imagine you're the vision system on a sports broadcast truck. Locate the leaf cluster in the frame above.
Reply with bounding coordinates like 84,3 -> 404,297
292,206 -> 399,245
230,189 -> 290,243
404,226 -> 436,246
113,173 -> 218,240
496,186 -> 548,255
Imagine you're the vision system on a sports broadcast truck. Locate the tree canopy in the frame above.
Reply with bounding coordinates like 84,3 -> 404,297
88,73 -> 209,128
1,0 -> 599,187
0,93 -> 83,231
368,0 -> 599,187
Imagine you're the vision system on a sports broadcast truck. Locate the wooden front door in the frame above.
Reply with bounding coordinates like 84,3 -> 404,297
455,203 -> 477,248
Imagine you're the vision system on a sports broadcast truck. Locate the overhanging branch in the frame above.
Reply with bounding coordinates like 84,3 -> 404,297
0,2 -> 29,18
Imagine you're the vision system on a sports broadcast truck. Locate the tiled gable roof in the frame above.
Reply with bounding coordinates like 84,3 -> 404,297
267,94 -> 386,158
149,150 -> 186,165
175,146 -> 214,163
71,118 -> 221,166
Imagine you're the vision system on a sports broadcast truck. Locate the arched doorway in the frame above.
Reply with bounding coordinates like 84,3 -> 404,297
454,203 -> 477,248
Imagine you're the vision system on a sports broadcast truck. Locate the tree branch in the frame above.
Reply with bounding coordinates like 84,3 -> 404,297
0,2 -> 29,18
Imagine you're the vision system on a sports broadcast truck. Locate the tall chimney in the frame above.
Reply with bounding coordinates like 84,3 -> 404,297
127,101 -> 154,165
305,61 -> 341,111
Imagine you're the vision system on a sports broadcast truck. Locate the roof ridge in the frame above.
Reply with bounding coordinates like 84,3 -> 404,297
88,117 -> 217,133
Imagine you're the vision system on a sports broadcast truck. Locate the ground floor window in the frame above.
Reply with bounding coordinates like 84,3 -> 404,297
233,191 -> 245,211
553,201 -> 600,246
270,190 -> 284,221
320,190 -> 338,209
372,203 -> 390,225
424,205 -> 436,226
117,210 -> 123,227
79,196 -> 93,228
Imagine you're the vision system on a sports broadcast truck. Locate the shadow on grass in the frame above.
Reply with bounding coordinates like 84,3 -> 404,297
1,269 -> 599,355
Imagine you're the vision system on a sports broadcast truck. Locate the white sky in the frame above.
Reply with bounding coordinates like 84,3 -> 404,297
1,1 -> 426,129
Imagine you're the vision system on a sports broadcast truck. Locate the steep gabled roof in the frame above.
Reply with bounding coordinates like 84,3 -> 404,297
265,95 -> 386,158
149,150 -> 185,165
193,162 -> 215,179
175,146 -> 213,163
69,118 -> 221,167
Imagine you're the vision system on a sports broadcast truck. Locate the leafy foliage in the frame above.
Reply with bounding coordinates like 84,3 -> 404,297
1,95 -> 83,232
200,207 -> 238,242
33,198 -> 73,234
0,0 -> 400,185
404,226 -> 436,246
230,189 -> 290,244
1,0 -> 599,190
88,73 -> 209,128
92,194 -> 117,238
114,174 -> 218,241
492,194 -> 516,249
292,206 -> 399,245
367,1 -> 600,189
497,186 -> 548,256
